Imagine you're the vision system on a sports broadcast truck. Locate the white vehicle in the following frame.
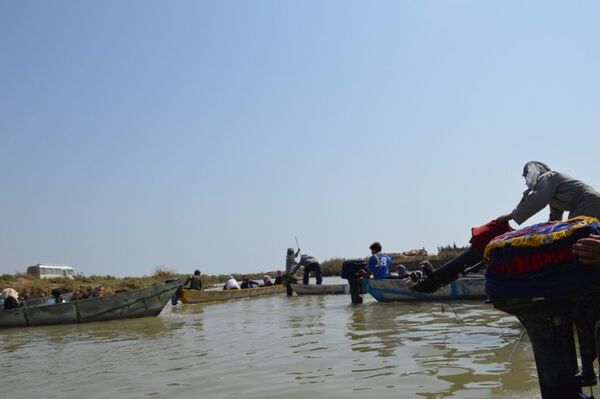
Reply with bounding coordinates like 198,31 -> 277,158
26,264 -> 75,279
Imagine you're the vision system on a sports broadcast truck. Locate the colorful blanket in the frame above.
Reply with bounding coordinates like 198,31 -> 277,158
484,216 -> 600,298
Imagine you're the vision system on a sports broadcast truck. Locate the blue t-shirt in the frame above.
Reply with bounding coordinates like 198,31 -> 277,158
368,253 -> 392,279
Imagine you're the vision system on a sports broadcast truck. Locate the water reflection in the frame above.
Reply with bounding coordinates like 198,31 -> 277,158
347,303 -> 403,358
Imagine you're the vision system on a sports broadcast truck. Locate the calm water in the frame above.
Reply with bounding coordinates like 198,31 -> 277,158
2,280 -> 543,399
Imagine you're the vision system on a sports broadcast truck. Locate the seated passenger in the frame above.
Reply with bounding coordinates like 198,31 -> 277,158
262,275 -> 274,286
1,288 -> 21,310
240,275 -> 259,289
367,242 -> 393,279
274,270 -> 284,285
89,285 -> 105,298
183,270 -> 203,290
47,288 -> 65,304
223,276 -> 240,290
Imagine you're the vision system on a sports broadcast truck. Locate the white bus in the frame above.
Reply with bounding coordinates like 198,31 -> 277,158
26,264 -> 75,279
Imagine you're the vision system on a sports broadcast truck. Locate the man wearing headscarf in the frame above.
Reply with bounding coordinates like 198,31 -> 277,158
1,288 -> 21,310
497,161 -> 600,224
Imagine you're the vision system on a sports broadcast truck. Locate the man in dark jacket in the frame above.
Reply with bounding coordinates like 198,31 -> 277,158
240,275 -> 259,289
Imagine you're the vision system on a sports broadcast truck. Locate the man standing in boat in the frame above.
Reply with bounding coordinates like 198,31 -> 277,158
284,247 -> 301,296
295,254 -> 323,286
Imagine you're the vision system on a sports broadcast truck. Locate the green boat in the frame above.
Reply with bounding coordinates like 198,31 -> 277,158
0,280 -> 180,329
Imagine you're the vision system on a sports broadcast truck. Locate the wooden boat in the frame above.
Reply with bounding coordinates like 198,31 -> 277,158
179,285 -> 285,304
0,280 -> 180,329
362,275 -> 487,302
291,283 -> 349,295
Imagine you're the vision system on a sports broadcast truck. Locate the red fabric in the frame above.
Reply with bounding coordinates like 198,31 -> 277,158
486,247 -> 574,275
469,220 -> 513,253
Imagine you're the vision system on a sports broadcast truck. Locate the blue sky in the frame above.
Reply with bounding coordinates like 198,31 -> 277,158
1,1 -> 599,277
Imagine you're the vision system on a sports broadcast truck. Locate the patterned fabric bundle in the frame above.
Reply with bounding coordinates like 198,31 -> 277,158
484,216 -> 600,298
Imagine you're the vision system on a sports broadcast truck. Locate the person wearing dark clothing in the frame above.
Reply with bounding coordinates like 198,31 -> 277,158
274,270 -> 284,285
294,254 -> 323,285
183,270 -> 203,290
341,259 -> 370,304
240,275 -> 259,289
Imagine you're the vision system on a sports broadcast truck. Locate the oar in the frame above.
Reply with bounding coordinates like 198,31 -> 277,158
295,236 -> 301,254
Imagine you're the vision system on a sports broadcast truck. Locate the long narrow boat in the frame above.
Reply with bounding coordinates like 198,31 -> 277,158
291,283 -> 349,295
0,280 -> 180,329
363,275 -> 487,302
179,285 -> 285,304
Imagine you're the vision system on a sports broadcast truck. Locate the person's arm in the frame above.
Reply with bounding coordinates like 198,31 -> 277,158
573,234 -> 600,265
295,248 -> 300,257
366,255 -> 377,276
549,206 -> 564,222
504,174 -> 559,225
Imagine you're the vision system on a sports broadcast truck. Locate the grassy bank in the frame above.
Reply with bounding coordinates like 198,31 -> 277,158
1,245 -> 469,300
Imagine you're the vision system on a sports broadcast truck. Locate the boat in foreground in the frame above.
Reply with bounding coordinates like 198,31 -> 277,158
0,280 -> 180,329
291,283 -> 349,295
363,275 -> 486,302
179,285 -> 285,304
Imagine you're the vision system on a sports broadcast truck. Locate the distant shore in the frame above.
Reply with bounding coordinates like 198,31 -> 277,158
1,245 -> 467,300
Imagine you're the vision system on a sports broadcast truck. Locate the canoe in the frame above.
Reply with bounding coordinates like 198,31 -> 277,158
362,276 -> 487,302
179,285 -> 285,304
291,283 -> 349,295
0,280 -> 180,329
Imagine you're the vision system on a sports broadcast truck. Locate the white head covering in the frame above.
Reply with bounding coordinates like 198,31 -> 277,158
1,288 -> 19,300
522,161 -> 551,190
263,275 -> 273,283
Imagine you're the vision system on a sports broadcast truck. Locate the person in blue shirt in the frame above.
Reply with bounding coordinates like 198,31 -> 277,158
367,242 -> 393,279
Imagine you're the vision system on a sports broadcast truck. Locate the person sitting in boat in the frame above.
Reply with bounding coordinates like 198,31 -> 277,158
274,270 -> 284,285
366,242 -> 394,279
223,276 -> 240,290
240,275 -> 259,289
47,288 -> 65,304
89,285 -> 104,298
262,275 -> 274,286
1,288 -> 21,310
183,270 -> 203,290
294,254 -> 323,285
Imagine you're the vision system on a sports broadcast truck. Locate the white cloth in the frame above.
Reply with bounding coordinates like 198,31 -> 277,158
1,288 -> 18,300
225,278 -> 240,290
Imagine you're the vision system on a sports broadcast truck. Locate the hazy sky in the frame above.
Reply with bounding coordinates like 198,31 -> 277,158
1,1 -> 599,277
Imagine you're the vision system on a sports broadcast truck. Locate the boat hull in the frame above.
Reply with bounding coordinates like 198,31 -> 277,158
0,281 -> 180,329
180,285 -> 285,304
291,283 -> 349,295
363,276 -> 487,302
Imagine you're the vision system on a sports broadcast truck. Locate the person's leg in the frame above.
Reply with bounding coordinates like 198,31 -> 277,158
315,263 -> 323,285
303,268 -> 310,285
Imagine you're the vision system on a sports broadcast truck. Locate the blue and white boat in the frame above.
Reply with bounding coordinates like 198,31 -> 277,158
362,275 -> 486,302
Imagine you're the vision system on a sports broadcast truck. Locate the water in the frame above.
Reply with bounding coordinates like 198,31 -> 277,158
2,281 -> 543,399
